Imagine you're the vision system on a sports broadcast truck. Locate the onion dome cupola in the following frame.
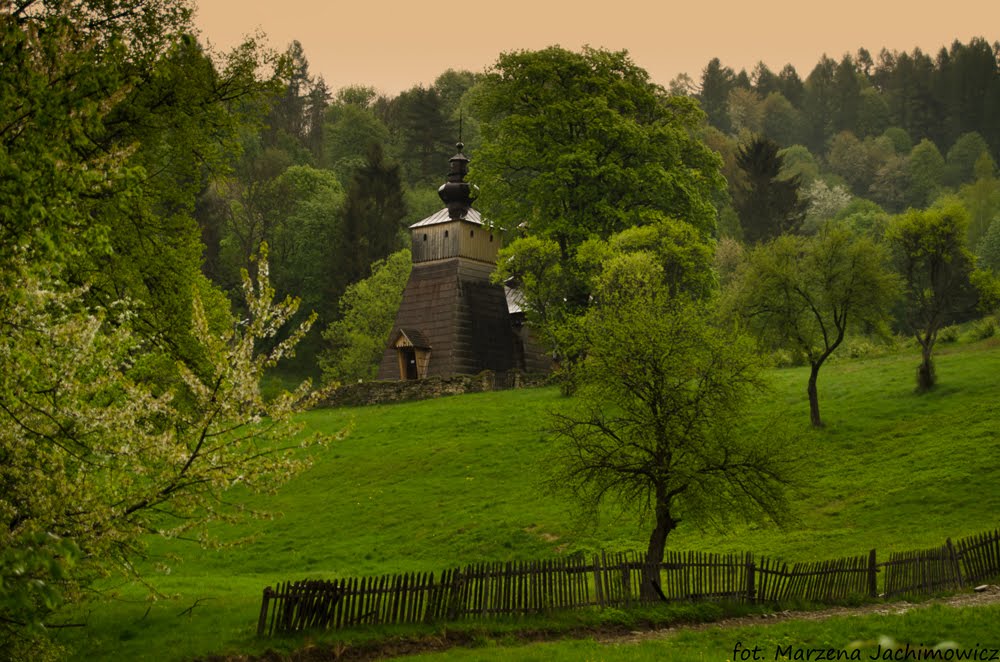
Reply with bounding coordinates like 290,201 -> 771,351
437,142 -> 479,219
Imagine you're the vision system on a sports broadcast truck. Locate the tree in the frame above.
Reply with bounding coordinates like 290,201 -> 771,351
724,227 -> 900,426
389,85 -> 454,186
944,132 -> 991,187
0,250 -> 334,651
699,57 -> 736,132
470,46 -> 723,363
322,91 -> 391,181
0,2 -> 335,652
887,202 -> 977,391
470,47 -> 724,253
761,91 -> 805,146
549,282 -> 795,588
958,152 -> 1000,248
727,87 -> 764,135
320,249 -> 412,383
906,138 -> 946,208
801,180 -> 852,234
734,136 -> 807,242
333,144 -> 408,298
802,55 -> 837,151
777,144 -> 820,185
978,217 -> 1000,272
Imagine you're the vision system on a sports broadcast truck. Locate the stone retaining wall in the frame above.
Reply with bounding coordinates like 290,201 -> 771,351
322,370 -> 548,407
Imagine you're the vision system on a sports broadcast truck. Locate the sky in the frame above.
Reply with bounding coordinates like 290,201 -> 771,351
193,0 -> 999,96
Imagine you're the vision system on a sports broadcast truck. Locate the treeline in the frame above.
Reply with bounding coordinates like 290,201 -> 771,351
192,41 -> 481,374
203,37 -> 1000,381
683,39 -> 1000,261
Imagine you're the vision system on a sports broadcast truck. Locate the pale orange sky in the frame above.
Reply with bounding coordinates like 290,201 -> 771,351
193,0 -> 998,96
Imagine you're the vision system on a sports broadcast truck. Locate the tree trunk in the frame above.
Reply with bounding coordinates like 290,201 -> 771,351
917,342 -> 936,392
807,362 -> 822,428
642,492 -> 677,601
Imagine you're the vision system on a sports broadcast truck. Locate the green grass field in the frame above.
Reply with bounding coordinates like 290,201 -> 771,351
57,338 -> 1000,661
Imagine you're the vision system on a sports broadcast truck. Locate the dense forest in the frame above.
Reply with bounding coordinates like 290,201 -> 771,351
190,36 -> 1000,379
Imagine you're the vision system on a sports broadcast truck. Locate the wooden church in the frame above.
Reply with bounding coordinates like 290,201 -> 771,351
377,144 -> 548,380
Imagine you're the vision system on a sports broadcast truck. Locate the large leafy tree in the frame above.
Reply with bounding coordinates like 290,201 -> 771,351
0,252 -> 331,652
471,46 -> 724,362
549,271 -> 795,589
725,227 -> 900,427
887,202 -> 977,391
470,46 -> 725,253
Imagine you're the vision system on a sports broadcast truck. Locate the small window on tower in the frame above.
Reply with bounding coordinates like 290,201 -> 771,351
423,234 -> 427,241
470,230 -> 475,238
444,230 -> 449,238
489,234 -> 493,242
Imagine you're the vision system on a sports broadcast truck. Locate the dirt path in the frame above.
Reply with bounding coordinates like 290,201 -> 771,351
603,584 -> 1000,646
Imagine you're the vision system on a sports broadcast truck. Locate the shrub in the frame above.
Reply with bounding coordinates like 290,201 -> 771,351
938,325 -> 961,343
968,315 -> 997,340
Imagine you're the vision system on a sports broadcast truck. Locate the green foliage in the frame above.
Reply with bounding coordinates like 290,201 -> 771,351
761,91 -> 805,146
958,156 -> 1000,248
835,198 -> 891,240
725,227 -> 900,425
322,101 -> 391,181
777,144 -> 820,185
977,217 -> 1000,272
320,249 -> 412,384
550,287 -> 794,567
882,126 -> 913,154
944,131 -> 991,187
937,324 -> 961,343
735,136 -> 807,242
905,138 -> 946,208
577,216 -> 718,300
470,46 -> 724,250
968,315 -> 997,340
0,251 -> 334,648
334,144 -> 408,297
887,201 -> 977,390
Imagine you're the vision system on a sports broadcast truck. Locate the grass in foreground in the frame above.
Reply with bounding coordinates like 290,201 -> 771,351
58,339 -> 1000,661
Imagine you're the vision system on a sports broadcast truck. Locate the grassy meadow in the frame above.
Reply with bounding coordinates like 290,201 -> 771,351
59,337 -> 1000,661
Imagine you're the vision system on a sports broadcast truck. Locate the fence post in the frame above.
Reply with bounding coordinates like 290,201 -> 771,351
745,556 -> 756,604
867,549 -> 878,598
446,569 -> 464,621
946,538 -> 964,589
257,586 -> 273,636
592,554 -> 604,607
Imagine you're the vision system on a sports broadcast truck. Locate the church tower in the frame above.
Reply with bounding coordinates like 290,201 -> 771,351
376,144 -> 521,380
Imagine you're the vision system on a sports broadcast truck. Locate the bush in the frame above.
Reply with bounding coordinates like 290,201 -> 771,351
968,316 -> 998,340
938,325 -> 961,343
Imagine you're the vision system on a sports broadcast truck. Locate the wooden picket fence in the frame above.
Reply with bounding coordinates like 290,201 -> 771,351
257,528 -> 1000,636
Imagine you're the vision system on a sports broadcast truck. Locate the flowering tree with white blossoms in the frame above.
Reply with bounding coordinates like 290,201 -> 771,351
0,250 -> 337,649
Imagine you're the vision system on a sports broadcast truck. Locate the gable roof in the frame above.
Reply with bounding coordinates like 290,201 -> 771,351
391,327 -> 431,349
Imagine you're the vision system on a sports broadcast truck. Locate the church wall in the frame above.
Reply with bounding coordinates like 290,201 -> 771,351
376,257 -> 518,380
412,220 -> 499,264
